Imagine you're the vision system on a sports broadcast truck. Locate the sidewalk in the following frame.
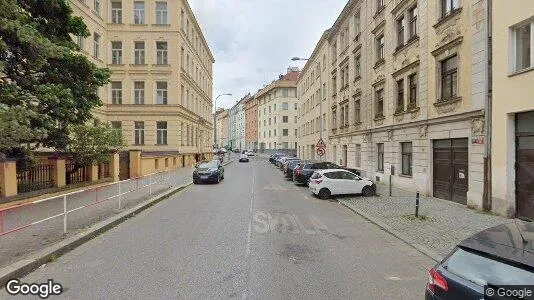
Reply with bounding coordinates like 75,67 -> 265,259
0,166 -> 195,270
338,183 -> 508,261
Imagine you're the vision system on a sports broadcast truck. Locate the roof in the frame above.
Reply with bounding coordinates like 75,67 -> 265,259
458,220 -> 534,267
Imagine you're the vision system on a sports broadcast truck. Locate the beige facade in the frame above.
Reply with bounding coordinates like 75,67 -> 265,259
296,31 -> 330,161
257,69 -> 300,152
491,1 -> 534,218
245,97 -> 259,150
70,0 -> 214,156
296,0 -> 490,209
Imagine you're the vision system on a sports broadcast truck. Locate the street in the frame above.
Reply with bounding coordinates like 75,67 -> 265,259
12,157 -> 434,299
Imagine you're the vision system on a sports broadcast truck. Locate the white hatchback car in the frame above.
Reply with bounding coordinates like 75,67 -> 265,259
308,169 -> 376,199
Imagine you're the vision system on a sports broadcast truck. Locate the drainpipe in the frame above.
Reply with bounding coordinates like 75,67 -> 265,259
483,0 -> 493,211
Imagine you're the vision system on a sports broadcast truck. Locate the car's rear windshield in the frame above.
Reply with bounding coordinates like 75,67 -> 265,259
444,247 -> 534,286
198,161 -> 217,168
310,172 -> 321,179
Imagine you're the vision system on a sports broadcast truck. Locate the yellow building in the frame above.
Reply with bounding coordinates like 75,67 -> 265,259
70,0 -> 214,158
491,1 -> 534,219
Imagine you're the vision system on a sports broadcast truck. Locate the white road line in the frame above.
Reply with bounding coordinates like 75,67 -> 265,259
243,170 -> 255,299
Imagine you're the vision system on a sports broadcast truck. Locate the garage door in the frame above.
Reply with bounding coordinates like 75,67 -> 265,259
516,111 -> 534,221
433,138 -> 468,204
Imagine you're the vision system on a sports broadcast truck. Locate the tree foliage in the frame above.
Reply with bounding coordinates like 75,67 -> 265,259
0,0 -> 111,158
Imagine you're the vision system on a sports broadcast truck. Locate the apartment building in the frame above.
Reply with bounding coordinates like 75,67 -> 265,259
228,95 -> 247,150
214,108 -> 225,148
70,0 -> 214,156
296,30 -> 330,161
491,1 -> 534,219
218,109 -> 229,149
257,68 -> 300,153
298,0 -> 490,209
245,96 -> 259,151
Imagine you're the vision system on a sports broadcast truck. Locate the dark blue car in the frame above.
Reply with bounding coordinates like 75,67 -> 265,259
425,220 -> 534,299
193,160 -> 224,184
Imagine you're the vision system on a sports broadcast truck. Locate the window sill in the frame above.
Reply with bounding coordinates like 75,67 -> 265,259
354,121 -> 362,126
394,106 -> 419,116
508,66 -> 534,77
374,115 -> 385,121
433,7 -> 462,29
133,144 -> 145,146
107,22 -> 124,26
152,23 -> 171,27
353,33 -> 361,42
376,170 -> 384,173
131,23 -> 148,26
353,76 -> 361,83
108,64 -> 125,67
399,174 -> 412,178
373,6 -> 385,19
393,36 -> 419,56
155,144 -> 169,146
374,59 -> 385,69
130,64 -> 148,66
152,64 -> 170,67
434,96 -> 462,107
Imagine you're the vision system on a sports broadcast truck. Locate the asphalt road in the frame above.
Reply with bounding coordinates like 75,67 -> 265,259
7,157 -> 434,299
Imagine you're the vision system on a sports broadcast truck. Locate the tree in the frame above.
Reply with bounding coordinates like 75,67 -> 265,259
61,121 -> 126,184
0,0 -> 111,156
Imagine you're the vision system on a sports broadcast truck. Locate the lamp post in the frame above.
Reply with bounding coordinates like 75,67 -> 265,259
214,93 -> 232,149
291,57 -> 323,161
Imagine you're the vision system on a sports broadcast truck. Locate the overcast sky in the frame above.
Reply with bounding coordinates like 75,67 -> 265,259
189,0 -> 347,110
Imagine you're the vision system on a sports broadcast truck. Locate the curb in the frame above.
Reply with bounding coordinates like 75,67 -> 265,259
338,200 -> 444,263
0,181 -> 192,288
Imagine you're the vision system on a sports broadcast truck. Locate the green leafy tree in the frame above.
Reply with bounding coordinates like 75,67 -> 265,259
62,121 -> 126,184
0,0 -> 111,156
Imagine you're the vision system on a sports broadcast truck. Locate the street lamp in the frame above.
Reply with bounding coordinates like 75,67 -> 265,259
291,57 -> 323,160
214,93 -> 232,149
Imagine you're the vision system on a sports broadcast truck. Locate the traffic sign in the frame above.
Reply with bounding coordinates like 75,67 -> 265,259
316,138 -> 326,149
316,147 -> 325,157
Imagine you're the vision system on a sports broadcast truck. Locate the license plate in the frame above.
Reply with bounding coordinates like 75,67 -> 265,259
200,175 -> 208,179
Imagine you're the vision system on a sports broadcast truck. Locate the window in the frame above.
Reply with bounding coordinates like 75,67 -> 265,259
295,129 -> 298,137
401,142 -> 412,175
397,16 -> 405,47
332,74 -> 337,95
396,79 -> 404,111
134,41 -> 145,64
111,41 -> 122,64
282,88 -> 288,97
514,22 -> 533,71
156,42 -> 168,65
355,144 -> 361,167
274,104 -> 277,111
377,143 -> 384,171
180,84 -> 185,106
282,116 -> 288,123
94,0 -> 100,14
354,99 -> 361,123
133,81 -> 145,104
331,41 -> 337,59
323,113 -> 326,130
294,102 -> 298,110
111,81 -> 122,104
408,6 -> 418,39
354,11 -> 361,37
274,116 -> 277,124
332,109 -> 337,128
409,73 -> 417,106
344,104 -> 349,126
441,0 -> 458,18
76,36 -> 84,50
283,129 -> 288,136
340,106 -> 345,126
134,1 -> 145,24
93,33 -> 100,58
440,55 -> 458,100
354,55 -> 361,78
155,2 -> 168,25
269,106 -> 271,114
375,89 -> 384,117
111,121 -> 121,130
376,34 -> 385,62
294,116 -> 297,123
377,0 -> 384,10
134,121 -> 144,145
111,1 -> 122,23
269,118 -> 271,125
156,82 -> 168,104
156,121 -> 167,145
282,102 -> 289,110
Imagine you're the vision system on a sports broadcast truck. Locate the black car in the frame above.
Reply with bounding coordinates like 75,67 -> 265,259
269,153 -> 283,163
293,161 -> 361,185
284,160 -> 303,180
193,160 -> 224,184
425,220 -> 534,300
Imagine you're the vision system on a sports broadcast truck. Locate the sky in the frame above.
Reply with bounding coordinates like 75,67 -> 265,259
189,0 -> 348,110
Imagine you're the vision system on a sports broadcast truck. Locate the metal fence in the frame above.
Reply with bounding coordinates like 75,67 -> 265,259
66,164 -> 90,185
16,164 -> 55,193
98,163 -> 110,179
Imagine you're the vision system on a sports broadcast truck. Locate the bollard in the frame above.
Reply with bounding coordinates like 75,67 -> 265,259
63,195 -> 67,234
149,174 -> 152,195
389,175 -> 392,196
118,182 -> 122,210
415,191 -> 420,218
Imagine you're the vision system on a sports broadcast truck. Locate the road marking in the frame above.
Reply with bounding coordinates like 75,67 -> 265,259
252,211 -> 332,235
262,182 -> 287,191
243,170 -> 255,299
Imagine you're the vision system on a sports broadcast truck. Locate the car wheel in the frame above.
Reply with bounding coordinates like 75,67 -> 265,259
193,179 -> 198,184
318,188 -> 331,200
362,186 -> 373,197
221,173 -> 224,180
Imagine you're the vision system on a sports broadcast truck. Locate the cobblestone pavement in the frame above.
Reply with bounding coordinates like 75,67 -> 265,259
338,183 -> 509,258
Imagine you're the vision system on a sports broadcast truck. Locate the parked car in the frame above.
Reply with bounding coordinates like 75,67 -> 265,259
274,156 -> 287,167
425,220 -> 534,300
280,158 -> 300,171
284,160 -> 303,180
308,169 -> 375,199
239,154 -> 250,162
293,161 -> 362,185
269,153 -> 283,163
193,160 -> 224,184
247,149 -> 255,156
